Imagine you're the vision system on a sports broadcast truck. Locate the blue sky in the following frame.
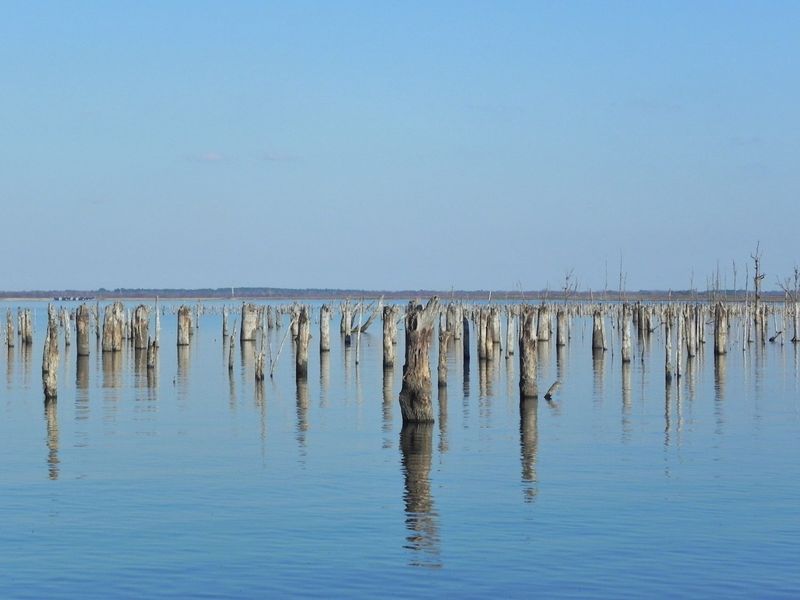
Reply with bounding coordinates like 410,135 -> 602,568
1,1 -> 798,291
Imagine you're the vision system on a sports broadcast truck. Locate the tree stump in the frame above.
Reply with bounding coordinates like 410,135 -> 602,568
399,297 -> 439,423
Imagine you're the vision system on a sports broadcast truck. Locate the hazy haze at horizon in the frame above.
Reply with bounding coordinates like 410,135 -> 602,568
1,2 -> 798,292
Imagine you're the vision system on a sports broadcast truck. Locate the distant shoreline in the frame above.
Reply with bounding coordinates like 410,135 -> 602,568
0,288 -> 789,303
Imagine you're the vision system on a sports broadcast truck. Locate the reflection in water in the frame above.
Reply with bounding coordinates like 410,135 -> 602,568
400,423 -> 440,568
296,377 -> 309,456
382,366 -> 394,448
664,380 -> 673,448
714,354 -> 726,435
76,355 -> 89,390
102,351 -> 122,399
592,348 -> 605,404
438,386 -> 448,454
133,349 -> 147,388
621,362 -> 632,443
462,356 -> 470,427
177,345 -> 191,404
45,399 -> 59,480
520,398 -> 538,503
6,345 -> 14,390
556,345 -> 566,385
537,341 -> 551,387
478,359 -> 493,427
320,350 -> 330,408
21,343 -> 32,389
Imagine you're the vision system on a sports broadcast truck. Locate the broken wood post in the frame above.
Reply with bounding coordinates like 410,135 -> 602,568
399,297 -> 439,423
591,309 -> 606,351
665,310 -> 673,383
228,322 -> 236,372
621,303 -> 632,363
6,309 -> 14,348
505,308 -> 515,358
382,305 -> 396,367
76,304 -> 90,357
462,313 -> 471,363
519,306 -> 538,399
240,303 -> 258,343
177,305 -> 192,346
222,306 -> 229,337
320,304 -> 331,352
290,304 -> 300,340
42,304 -> 59,400
437,317 -> 449,387
714,302 -> 728,356
556,308 -> 567,347
537,305 -> 551,341
133,304 -> 149,350
146,337 -> 157,370
62,308 -> 71,347
102,302 -> 124,352
295,306 -> 310,379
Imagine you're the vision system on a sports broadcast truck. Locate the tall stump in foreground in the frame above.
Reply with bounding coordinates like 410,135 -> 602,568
382,305 -> 398,367
102,302 -> 124,352
240,303 -> 258,343
399,297 -> 439,424
133,304 -> 150,350
319,305 -> 331,353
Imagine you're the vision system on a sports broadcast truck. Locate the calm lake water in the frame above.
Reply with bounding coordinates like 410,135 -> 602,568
1,300 -> 799,598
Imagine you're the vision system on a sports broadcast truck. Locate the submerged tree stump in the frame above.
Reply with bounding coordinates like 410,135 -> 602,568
519,306 -> 538,399
295,306 -> 310,379
102,302 -> 124,352
240,303 -> 258,342
714,302 -> 728,356
556,308 -> 567,347
382,305 -> 398,367
621,304 -> 632,363
437,317 -> 449,387
133,304 -> 149,350
399,297 -> 439,423
591,310 -> 606,351
177,305 -> 192,346
537,305 -> 551,342
320,305 -> 331,352
76,304 -> 90,357
42,304 -> 59,400
6,309 -> 14,348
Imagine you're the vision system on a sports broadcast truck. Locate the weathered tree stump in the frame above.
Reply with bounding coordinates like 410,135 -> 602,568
437,318 -> 449,388
621,304 -> 632,363
518,306 -> 538,399
382,305 -> 398,367
133,304 -> 149,350
42,304 -> 59,400
177,305 -> 192,346
240,303 -> 258,343
102,302 -> 124,352
713,302 -> 727,355
222,307 -> 229,337
537,305 -> 551,342
556,308 -> 567,347
6,309 -> 14,348
146,337 -> 157,370
591,309 -> 606,351
76,304 -> 90,357
399,298 -> 439,423
295,306 -> 310,379
320,304 -> 331,352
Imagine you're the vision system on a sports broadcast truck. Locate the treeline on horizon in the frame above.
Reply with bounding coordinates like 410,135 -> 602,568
0,287 -> 791,302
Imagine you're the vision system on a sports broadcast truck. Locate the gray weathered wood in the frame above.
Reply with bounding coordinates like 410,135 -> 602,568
399,297 -> 439,423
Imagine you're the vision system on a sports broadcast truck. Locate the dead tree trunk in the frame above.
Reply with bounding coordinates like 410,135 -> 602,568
222,307 -> 229,337
591,309 -> 606,351
177,305 -> 192,346
437,318 -> 449,387
62,308 -> 71,347
147,337 -> 157,370
505,308 -> 515,358
556,308 -> 567,347
621,303 -> 632,363
320,304 -> 331,352
6,309 -> 14,348
714,302 -> 727,356
133,304 -> 149,350
76,304 -> 90,357
399,297 -> 439,423
537,305 -> 551,342
519,306 -> 538,399
383,305 -> 396,367
240,303 -> 258,342
295,306 -> 310,379
42,304 -> 59,400
102,302 -> 124,352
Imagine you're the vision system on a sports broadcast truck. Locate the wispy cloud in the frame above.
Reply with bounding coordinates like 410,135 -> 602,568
262,151 -> 299,162
195,152 -> 225,163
